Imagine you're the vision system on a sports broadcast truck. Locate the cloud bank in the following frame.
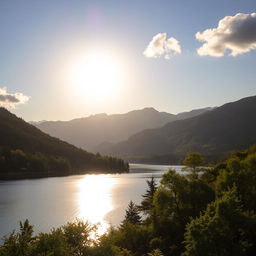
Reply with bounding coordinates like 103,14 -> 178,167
196,13 -> 256,57
0,87 -> 30,108
143,33 -> 181,59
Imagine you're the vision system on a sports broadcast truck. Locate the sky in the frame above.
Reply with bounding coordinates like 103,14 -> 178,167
0,0 -> 255,121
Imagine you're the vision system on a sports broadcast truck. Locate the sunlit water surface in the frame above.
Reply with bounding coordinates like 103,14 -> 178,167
0,164 -> 183,237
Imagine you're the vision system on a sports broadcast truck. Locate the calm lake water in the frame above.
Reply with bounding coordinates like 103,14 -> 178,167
0,164 -> 183,238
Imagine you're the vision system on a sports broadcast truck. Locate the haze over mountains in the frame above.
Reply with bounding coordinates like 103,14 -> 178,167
35,107 -> 212,151
100,96 -> 256,162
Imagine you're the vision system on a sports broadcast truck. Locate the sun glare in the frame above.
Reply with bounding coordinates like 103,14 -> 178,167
77,175 -> 116,234
70,51 -> 124,103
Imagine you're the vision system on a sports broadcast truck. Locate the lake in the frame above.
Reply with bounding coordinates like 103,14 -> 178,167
0,164 -> 183,238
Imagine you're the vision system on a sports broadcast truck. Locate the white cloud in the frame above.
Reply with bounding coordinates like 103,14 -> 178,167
0,87 -> 30,108
143,33 -> 181,59
196,13 -> 256,57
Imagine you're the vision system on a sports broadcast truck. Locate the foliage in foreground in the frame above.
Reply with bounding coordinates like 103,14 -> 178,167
1,146 -> 256,255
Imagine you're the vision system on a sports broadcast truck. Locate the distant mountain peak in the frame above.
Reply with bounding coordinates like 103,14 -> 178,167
35,105 -> 211,152
124,107 -> 159,115
142,107 -> 158,111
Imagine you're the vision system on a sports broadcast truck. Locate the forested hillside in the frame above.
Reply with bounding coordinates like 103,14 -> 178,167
0,108 -> 128,179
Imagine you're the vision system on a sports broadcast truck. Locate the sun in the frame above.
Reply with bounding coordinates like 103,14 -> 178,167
70,50 -> 124,103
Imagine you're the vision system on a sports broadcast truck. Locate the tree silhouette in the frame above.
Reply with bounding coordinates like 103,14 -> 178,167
139,177 -> 157,213
122,201 -> 141,226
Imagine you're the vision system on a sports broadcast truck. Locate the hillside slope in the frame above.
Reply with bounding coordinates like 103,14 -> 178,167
0,108 -> 128,178
101,96 -> 256,162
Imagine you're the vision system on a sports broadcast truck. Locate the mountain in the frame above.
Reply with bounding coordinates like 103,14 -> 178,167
175,107 -> 214,120
0,108 -> 128,179
35,107 -> 211,151
100,96 -> 256,163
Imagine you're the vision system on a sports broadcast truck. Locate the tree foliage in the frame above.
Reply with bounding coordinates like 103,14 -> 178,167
183,188 -> 256,256
121,201 -> 141,226
183,152 -> 204,173
138,177 -> 158,222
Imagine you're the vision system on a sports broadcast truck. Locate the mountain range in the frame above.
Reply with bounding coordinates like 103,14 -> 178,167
100,96 -> 256,163
35,107 -> 212,151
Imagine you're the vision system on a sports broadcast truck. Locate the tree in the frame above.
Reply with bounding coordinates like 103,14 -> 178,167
216,153 -> 256,212
114,222 -> 151,255
33,228 -> 71,256
183,188 -> 256,256
183,152 -> 204,173
0,219 -> 34,256
153,169 -> 214,254
139,177 -> 158,218
62,220 -> 96,255
122,201 -> 141,226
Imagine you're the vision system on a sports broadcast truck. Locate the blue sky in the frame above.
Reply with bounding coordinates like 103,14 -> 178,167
0,0 -> 255,120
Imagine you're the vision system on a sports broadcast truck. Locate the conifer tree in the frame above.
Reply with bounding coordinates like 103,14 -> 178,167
139,177 -> 157,213
122,201 -> 141,225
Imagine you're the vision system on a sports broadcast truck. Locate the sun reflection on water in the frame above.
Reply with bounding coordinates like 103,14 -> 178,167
77,175 -> 116,235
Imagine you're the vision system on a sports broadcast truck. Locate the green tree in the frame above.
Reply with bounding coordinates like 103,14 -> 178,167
183,188 -> 256,256
155,169 -> 214,224
183,152 -> 204,174
122,201 -> 141,226
33,229 -> 70,256
62,220 -> 96,255
153,169 -> 214,254
0,219 -> 34,256
216,152 -> 256,211
139,177 -> 158,223
115,222 -> 151,255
